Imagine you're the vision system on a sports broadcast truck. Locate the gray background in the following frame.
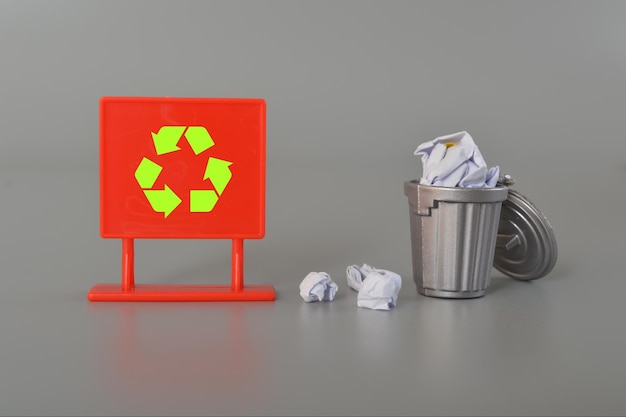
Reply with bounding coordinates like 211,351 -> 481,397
1,1 -> 625,415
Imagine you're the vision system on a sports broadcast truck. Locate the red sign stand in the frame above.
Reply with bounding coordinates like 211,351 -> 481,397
88,97 -> 275,302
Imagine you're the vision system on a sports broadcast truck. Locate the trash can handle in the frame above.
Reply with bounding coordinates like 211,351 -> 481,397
496,233 -> 521,251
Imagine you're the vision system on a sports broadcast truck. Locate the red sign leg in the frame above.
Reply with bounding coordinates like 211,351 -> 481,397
232,238 -> 244,291
122,238 -> 135,292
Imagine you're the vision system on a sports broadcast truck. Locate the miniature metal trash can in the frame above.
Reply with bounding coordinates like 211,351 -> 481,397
404,180 -> 509,298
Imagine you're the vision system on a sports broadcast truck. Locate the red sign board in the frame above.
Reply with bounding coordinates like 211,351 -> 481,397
91,97 -> 274,302
100,97 -> 265,239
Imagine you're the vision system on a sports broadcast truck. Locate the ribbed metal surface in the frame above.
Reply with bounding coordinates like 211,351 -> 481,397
405,181 -> 508,299
421,201 -> 502,295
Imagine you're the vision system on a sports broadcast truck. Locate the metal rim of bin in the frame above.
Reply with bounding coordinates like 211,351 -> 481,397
410,181 -> 509,216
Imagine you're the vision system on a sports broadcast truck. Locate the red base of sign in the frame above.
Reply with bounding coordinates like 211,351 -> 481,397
88,238 -> 275,302
87,284 -> 276,302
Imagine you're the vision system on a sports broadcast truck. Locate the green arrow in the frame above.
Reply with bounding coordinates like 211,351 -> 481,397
151,126 -> 186,155
190,190 -> 219,212
134,157 -> 163,189
203,157 -> 233,195
184,126 -> 215,155
143,185 -> 182,218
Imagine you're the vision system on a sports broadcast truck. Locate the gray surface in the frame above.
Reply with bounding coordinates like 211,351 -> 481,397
1,1 -> 625,415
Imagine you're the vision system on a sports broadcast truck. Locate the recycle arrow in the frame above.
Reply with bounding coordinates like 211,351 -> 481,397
204,157 -> 233,195
134,157 -> 162,189
190,189 -> 219,213
143,185 -> 182,218
185,126 -> 215,155
151,126 -> 186,155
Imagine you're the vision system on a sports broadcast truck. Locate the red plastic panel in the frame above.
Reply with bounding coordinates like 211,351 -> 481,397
100,97 -> 265,239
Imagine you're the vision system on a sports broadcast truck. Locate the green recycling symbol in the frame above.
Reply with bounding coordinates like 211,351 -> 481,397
134,126 -> 233,218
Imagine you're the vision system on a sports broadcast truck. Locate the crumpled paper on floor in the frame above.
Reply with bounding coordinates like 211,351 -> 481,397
299,272 -> 338,302
346,264 -> 401,311
414,131 -> 499,188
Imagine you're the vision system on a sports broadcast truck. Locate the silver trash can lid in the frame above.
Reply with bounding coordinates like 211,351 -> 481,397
494,187 -> 558,281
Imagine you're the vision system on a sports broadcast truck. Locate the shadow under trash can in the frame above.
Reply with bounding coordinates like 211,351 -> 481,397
404,179 -> 558,299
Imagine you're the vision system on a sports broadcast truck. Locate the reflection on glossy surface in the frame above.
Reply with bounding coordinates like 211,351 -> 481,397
88,303 -> 271,413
